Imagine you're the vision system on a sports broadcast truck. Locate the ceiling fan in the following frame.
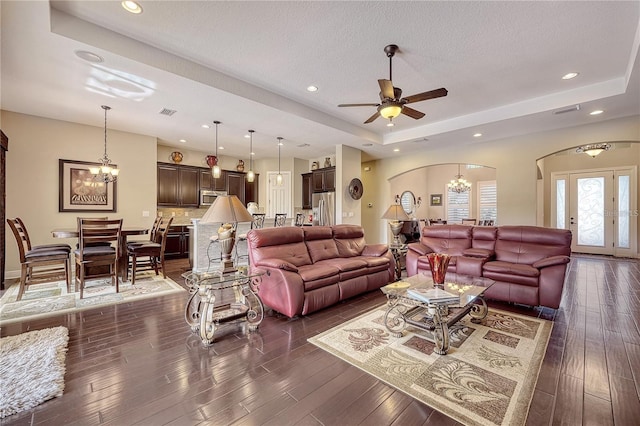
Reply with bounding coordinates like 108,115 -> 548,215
338,44 -> 448,125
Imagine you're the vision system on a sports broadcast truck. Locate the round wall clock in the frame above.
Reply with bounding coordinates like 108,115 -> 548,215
348,178 -> 364,200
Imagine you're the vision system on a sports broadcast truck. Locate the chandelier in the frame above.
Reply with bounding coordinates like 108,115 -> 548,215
89,105 -> 119,183
448,164 -> 471,193
576,143 -> 611,158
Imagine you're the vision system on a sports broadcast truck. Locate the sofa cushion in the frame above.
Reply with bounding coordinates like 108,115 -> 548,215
421,225 -> 472,256
306,239 -> 340,263
333,224 -> 366,257
483,261 -> 540,277
471,226 -> 498,250
316,257 -> 369,281
494,226 -> 572,264
297,264 -> 340,291
247,227 -> 312,267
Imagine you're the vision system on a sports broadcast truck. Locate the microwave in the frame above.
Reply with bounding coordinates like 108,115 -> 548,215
200,190 -> 227,206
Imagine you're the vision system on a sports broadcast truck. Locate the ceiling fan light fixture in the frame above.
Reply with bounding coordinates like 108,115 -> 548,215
379,104 -> 402,119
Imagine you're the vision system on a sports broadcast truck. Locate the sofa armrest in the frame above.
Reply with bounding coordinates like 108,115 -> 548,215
254,257 -> 299,273
462,248 -> 495,259
533,255 -> 570,269
362,243 -> 388,257
407,242 -> 431,257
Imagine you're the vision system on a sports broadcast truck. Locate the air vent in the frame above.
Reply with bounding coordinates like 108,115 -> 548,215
159,108 -> 177,116
297,143 -> 310,148
553,105 -> 580,115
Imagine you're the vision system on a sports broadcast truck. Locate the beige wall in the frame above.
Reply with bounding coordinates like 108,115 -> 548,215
3,110 -> 157,277
362,115 -> 640,246
336,144 -> 361,225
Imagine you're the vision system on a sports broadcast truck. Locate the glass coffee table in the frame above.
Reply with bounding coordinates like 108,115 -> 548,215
381,272 -> 494,354
182,268 -> 265,346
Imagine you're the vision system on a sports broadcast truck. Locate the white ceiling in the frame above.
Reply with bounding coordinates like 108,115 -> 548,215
1,1 -> 639,162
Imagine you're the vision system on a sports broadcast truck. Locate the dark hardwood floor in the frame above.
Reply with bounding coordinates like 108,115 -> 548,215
1,255 -> 639,425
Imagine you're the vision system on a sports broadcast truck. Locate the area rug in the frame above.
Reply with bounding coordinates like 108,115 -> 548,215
0,273 -> 186,325
0,326 -> 69,418
308,306 -> 552,426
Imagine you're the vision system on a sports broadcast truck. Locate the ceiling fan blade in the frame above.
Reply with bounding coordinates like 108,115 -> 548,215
401,106 -> 426,120
338,103 -> 380,107
364,112 -> 380,124
402,88 -> 448,104
378,79 -> 395,99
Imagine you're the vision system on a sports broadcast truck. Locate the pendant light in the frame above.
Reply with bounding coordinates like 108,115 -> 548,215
246,129 -> 255,183
89,105 -> 119,183
211,120 -> 221,178
276,137 -> 283,185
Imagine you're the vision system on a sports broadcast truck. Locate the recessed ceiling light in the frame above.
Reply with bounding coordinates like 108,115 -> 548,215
179,139 -> 186,143
121,1 -> 143,14
306,85 -> 318,92
75,50 -> 103,63
590,110 -> 604,115
393,148 -> 400,152
473,133 -> 482,137
362,143 -> 373,147
562,72 -> 579,80
201,124 -> 210,129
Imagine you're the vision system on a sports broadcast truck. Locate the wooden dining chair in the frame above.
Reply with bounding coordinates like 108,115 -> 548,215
75,218 -> 122,299
128,215 -> 162,248
461,218 -> 477,225
294,213 -> 305,226
274,213 -> 288,227
127,217 -> 173,284
7,218 -> 72,300
235,213 -> 267,265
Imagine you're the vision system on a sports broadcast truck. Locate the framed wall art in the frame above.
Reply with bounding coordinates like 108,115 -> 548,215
59,159 -> 117,212
430,193 -> 442,206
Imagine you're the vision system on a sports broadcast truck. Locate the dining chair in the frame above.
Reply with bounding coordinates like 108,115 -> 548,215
428,219 -> 447,226
7,218 -> 72,300
127,217 -> 173,284
75,218 -> 122,299
128,215 -> 162,248
235,213 -> 267,265
294,213 -> 305,226
461,218 -> 477,225
274,213 -> 288,227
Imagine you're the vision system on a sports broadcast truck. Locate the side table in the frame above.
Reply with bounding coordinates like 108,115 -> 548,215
182,268 -> 265,346
389,243 -> 408,280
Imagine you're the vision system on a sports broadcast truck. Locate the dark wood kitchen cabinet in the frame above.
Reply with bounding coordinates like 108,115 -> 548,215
199,168 -> 227,191
157,163 -> 199,207
165,225 -> 189,259
312,167 -> 335,192
226,172 -> 246,204
245,174 -> 259,205
302,172 -> 312,209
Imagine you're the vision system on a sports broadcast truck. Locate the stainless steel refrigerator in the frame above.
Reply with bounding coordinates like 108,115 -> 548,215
312,192 -> 335,226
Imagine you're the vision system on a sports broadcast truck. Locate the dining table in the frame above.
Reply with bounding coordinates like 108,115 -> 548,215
51,226 -> 149,282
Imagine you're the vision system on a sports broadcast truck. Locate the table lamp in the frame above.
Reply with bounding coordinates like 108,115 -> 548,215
382,199 -> 411,245
200,195 -> 253,273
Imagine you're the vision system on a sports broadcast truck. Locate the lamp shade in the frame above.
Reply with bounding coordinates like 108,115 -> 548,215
200,195 -> 254,224
381,204 -> 411,221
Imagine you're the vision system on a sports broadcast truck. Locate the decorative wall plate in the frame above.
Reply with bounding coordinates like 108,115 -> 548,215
348,178 -> 363,200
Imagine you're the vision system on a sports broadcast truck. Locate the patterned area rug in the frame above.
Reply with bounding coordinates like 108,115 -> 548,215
0,273 -> 186,325
0,327 -> 69,418
308,306 -> 552,426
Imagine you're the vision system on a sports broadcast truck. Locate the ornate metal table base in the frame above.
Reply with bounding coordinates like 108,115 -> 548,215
383,296 -> 488,355
183,271 -> 264,346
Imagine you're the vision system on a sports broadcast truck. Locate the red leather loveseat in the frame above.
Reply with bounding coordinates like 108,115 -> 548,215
406,225 -> 572,309
247,225 -> 394,318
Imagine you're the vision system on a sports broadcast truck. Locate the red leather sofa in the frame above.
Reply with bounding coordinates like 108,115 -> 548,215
247,225 -> 395,318
406,225 -> 572,309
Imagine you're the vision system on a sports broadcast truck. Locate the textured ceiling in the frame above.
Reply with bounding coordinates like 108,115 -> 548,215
1,1 -> 639,162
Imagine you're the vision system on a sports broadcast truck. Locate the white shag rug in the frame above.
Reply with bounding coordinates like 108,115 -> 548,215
0,327 -> 69,418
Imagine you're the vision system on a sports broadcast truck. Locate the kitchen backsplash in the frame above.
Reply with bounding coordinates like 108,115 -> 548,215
157,207 -> 208,225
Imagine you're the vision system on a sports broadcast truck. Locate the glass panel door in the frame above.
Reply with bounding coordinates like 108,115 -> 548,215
569,171 -> 614,254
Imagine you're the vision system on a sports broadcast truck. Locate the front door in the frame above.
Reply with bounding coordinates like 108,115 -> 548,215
569,171 -> 614,254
